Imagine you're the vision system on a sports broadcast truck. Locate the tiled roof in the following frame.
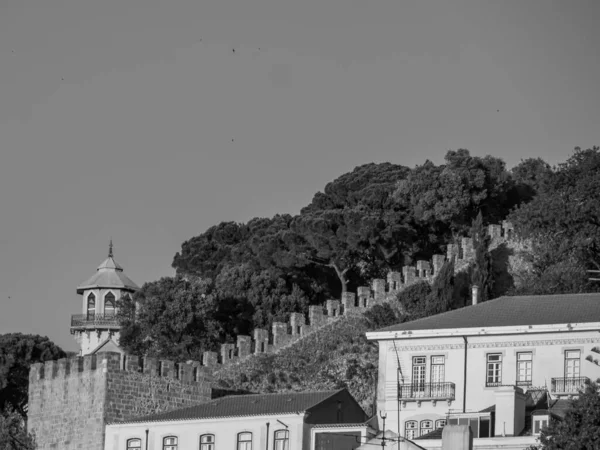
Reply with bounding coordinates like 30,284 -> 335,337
376,293 -> 600,333
548,399 -> 572,418
76,256 -> 139,293
112,390 -> 344,424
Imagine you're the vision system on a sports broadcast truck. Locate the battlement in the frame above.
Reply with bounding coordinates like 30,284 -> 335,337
210,221 -> 515,373
29,352 -> 209,385
28,352 -> 213,450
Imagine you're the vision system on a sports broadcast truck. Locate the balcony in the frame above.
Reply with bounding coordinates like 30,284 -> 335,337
70,313 -> 120,330
551,377 -> 589,395
398,382 -> 455,402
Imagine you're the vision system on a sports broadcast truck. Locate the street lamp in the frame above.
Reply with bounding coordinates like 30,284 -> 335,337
380,410 -> 387,448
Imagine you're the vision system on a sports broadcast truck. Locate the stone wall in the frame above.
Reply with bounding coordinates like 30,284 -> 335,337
201,222 -> 516,371
28,352 -> 212,450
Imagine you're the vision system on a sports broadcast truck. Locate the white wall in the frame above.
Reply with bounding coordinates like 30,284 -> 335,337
105,414 -> 307,450
375,328 -> 600,438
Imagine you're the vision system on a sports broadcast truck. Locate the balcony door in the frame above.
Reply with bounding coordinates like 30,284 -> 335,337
412,356 -> 426,396
430,356 -> 445,397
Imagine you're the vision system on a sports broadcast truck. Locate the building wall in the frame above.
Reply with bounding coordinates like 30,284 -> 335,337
306,390 -> 368,425
376,328 -> 600,438
28,352 -> 212,450
105,414 -> 307,450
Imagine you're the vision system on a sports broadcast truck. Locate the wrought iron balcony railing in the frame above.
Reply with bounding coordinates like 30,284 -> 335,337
551,377 -> 589,394
398,382 -> 455,400
70,313 -> 120,328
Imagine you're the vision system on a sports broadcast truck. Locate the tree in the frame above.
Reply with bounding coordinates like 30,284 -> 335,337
509,147 -> 600,294
532,381 -> 600,449
0,408 -> 36,450
117,276 -> 222,361
0,334 -> 66,418
393,150 -> 514,233
427,260 -> 455,314
470,211 -> 493,302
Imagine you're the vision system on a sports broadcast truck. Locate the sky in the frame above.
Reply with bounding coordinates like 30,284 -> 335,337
1,0 -> 599,352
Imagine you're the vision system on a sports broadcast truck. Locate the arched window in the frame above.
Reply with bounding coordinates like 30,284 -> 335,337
127,439 -> 141,450
163,436 -> 177,450
200,434 -> 215,450
435,419 -> 446,429
274,430 -> 289,450
237,432 -> 252,450
104,292 -> 116,316
87,293 -> 96,319
405,421 -> 418,440
420,420 -> 433,437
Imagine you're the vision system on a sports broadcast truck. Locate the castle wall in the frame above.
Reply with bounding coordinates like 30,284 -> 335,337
207,222 -> 519,373
28,352 -> 212,450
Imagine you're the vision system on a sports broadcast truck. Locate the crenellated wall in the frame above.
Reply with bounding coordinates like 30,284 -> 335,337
28,352 -> 212,450
203,222 -> 516,372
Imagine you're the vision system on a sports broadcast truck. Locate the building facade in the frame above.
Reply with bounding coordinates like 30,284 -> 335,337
366,292 -> 600,448
104,389 -> 371,450
71,241 -> 139,355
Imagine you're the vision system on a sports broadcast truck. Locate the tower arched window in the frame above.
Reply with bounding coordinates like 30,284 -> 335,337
87,293 -> 96,319
104,292 -> 116,317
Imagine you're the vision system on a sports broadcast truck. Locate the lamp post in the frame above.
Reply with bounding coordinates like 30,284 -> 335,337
380,410 -> 387,448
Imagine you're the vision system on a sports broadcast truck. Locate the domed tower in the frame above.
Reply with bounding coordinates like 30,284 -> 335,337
70,240 -> 139,355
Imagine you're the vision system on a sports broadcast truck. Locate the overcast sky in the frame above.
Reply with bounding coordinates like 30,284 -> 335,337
1,0 -> 599,351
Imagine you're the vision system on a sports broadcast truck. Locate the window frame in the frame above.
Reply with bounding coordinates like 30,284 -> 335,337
126,438 -> 142,450
87,293 -> 96,319
564,350 -> 581,379
199,433 -> 215,450
273,429 -> 289,450
405,420 -> 418,440
419,420 -> 433,437
237,432 -> 252,450
104,291 -> 116,316
412,356 -> 426,392
516,352 -> 533,386
486,353 -> 503,387
162,436 -> 178,450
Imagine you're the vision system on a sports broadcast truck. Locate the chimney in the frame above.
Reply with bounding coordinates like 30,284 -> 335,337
471,285 -> 480,305
494,386 -> 526,436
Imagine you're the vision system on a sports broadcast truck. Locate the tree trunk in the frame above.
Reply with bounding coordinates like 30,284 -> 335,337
331,263 -> 349,293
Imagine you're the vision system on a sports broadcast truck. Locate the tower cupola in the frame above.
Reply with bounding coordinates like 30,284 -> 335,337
71,240 -> 139,355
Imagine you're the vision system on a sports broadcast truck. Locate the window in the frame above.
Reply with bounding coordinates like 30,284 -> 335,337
200,434 -> 214,450
405,421 -> 418,440
274,430 -> 289,450
127,439 -> 141,450
430,355 -> 445,396
565,350 -> 581,378
486,354 -> 502,386
87,293 -> 96,319
412,356 -> 426,393
435,419 -> 446,429
534,417 -> 549,435
517,352 -> 533,386
104,292 -> 116,316
420,420 -> 433,437
237,432 -> 252,450
163,436 -> 177,450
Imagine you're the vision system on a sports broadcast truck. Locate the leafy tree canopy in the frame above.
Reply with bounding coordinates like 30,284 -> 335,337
532,381 -> 600,450
0,334 -> 66,418
509,147 -> 600,294
0,408 -> 36,450
118,277 -> 222,361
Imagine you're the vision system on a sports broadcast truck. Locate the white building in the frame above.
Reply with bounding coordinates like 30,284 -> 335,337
104,389 -> 374,450
70,241 -> 139,355
366,292 -> 600,449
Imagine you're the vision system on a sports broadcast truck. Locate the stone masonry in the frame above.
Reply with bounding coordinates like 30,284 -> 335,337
28,352 -> 212,450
